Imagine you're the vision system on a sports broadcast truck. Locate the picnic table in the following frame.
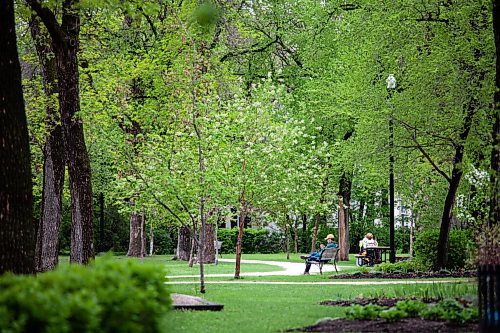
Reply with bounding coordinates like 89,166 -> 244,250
355,246 -> 390,266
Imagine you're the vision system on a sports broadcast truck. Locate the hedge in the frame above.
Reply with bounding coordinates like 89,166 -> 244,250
217,228 -> 285,254
413,228 -> 474,271
0,257 -> 171,333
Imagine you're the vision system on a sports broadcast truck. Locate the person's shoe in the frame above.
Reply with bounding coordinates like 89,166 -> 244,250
303,272 -> 310,275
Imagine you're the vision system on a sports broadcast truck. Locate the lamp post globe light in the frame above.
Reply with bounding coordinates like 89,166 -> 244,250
386,74 -> 396,264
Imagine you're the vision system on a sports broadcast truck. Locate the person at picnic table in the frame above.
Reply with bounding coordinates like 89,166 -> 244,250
362,233 -> 378,249
303,234 -> 338,275
360,233 -> 379,265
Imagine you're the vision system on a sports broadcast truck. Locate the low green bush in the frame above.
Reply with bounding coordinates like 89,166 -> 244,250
377,260 -> 419,273
379,308 -> 407,322
344,299 -> 477,324
0,257 -> 171,333
413,229 -> 474,271
395,300 -> 427,317
345,304 -> 384,320
218,228 -> 284,254
420,299 -> 478,325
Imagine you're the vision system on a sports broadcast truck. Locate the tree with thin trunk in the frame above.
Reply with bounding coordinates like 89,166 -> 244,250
27,0 -> 94,264
0,0 -> 36,274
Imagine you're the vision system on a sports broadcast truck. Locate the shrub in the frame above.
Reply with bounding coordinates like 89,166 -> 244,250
377,261 -> 418,273
395,300 -> 427,317
345,304 -> 384,320
217,228 -> 284,254
379,308 -> 407,322
0,257 -> 170,333
413,228 -> 474,270
420,299 -> 478,324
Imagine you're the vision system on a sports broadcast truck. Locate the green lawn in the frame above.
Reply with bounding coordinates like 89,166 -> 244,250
164,281 -> 476,333
60,253 -> 476,332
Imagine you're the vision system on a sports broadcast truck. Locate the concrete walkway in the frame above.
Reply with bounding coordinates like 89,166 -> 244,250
166,258 -> 343,279
165,280 -> 460,285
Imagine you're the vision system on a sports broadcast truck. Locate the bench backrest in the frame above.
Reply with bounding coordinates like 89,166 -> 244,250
319,247 -> 338,261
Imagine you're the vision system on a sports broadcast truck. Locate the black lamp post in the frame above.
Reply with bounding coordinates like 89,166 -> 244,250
386,74 -> 396,264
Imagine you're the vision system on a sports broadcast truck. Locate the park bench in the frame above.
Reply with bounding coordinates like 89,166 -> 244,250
303,247 -> 339,274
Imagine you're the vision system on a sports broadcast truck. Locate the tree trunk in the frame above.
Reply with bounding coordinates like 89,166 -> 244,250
285,221 -> 290,260
338,172 -> 351,261
149,223 -> 154,256
310,213 -> 320,253
338,195 -> 350,261
201,224 -> 216,263
435,100 -> 475,270
435,169 -> 463,269
302,214 -> 308,252
176,225 -> 191,260
28,0 -> 94,265
234,203 -> 247,279
127,212 -> 143,257
30,17 -> 65,273
0,0 -> 36,274
293,215 -> 299,254
490,0 -> 500,225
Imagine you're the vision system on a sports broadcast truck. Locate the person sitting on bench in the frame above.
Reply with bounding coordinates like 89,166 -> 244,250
303,234 -> 338,275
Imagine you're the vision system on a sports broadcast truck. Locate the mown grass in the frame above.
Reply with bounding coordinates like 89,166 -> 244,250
60,253 -> 476,332
163,281 -> 476,333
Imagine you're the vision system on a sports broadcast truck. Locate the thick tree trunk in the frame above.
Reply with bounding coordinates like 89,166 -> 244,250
56,24 -> 94,264
201,224 -> 215,264
490,0 -> 500,225
28,0 -> 94,264
338,196 -> 350,260
30,17 -> 65,273
0,0 -> 36,274
338,173 -> 351,261
176,225 -> 191,260
127,212 -> 144,257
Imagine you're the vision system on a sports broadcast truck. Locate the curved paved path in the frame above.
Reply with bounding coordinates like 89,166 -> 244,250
166,258 -> 343,279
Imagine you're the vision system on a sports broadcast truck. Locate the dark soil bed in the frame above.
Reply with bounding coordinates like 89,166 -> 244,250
320,296 -> 441,307
329,270 -> 476,279
290,317 -> 478,332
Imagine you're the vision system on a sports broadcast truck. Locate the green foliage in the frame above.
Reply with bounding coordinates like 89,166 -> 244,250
420,299 -> 478,325
413,229 -> 474,270
379,308 -> 407,322
376,261 -> 418,273
394,300 -> 427,317
345,299 -> 477,324
150,224 -> 177,255
192,2 -> 219,27
218,228 -> 283,254
345,304 -> 384,320
0,258 -> 170,333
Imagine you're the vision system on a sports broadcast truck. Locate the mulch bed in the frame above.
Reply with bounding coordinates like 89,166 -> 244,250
320,297 -> 439,307
290,318 -> 479,332
329,270 -> 477,279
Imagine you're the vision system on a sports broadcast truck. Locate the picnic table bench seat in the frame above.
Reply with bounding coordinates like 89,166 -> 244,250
302,247 -> 339,274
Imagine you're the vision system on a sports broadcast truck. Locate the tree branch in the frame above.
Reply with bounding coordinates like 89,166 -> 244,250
220,37 -> 278,62
26,0 -> 64,45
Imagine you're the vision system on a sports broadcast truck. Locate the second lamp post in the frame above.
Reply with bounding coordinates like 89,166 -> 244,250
386,74 -> 396,264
